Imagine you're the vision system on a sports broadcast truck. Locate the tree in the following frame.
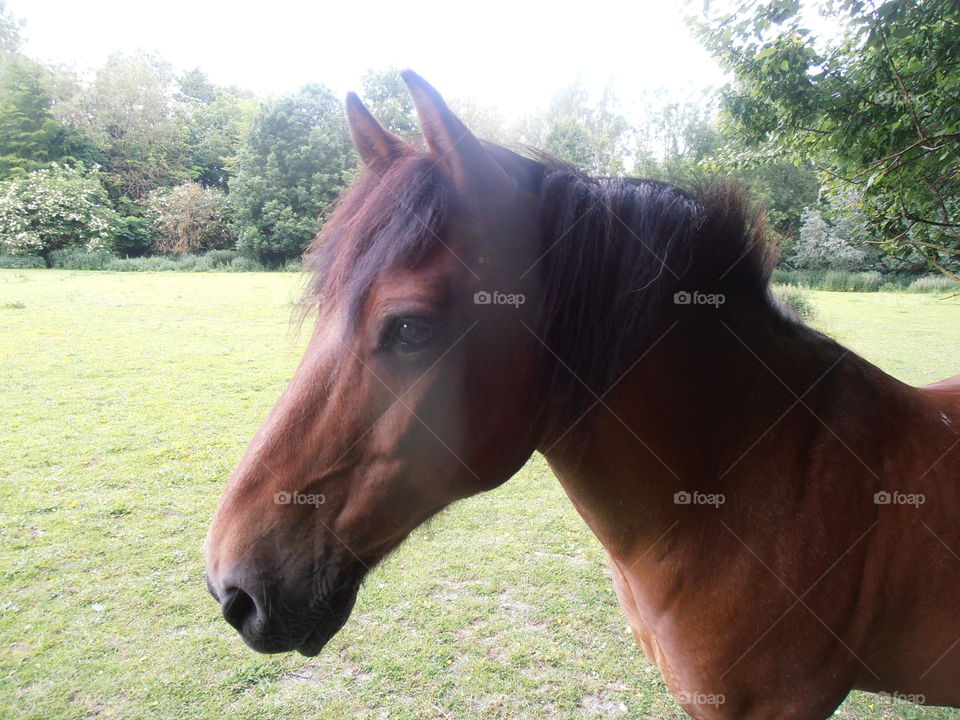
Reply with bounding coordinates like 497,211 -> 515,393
146,182 -> 235,254
737,159 -> 819,244
360,68 -> 418,139
55,52 -> 191,202
521,82 -> 632,176
230,84 -> 355,264
447,96 -> 512,145
0,54 -> 95,176
178,73 -> 257,191
0,164 -> 119,260
693,0 -> 960,275
179,68 -> 218,105
0,0 -> 22,54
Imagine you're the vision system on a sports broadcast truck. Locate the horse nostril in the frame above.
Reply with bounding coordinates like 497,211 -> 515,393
220,584 -> 258,632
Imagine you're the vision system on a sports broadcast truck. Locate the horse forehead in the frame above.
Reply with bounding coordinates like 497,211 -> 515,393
365,252 -> 463,309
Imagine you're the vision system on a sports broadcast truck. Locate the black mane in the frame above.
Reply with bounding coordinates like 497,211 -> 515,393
304,149 -> 776,405
534,165 -> 775,403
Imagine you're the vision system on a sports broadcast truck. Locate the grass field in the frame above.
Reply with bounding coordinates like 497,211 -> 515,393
1,270 -> 959,720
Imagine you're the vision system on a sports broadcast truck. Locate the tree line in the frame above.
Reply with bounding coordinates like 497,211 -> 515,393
0,0 -> 956,275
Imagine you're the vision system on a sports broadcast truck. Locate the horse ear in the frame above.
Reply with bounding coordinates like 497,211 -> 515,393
400,70 -> 512,195
345,92 -> 410,173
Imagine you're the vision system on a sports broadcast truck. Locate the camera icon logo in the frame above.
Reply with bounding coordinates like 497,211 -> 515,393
874,491 -> 891,505
673,291 -> 691,305
274,491 -> 292,505
674,491 -> 692,505
474,291 -> 492,305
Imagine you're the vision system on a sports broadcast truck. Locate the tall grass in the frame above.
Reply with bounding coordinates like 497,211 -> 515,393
772,268 -> 957,293
772,285 -> 816,319
41,248 -> 293,272
907,275 -> 959,293
0,255 -> 46,269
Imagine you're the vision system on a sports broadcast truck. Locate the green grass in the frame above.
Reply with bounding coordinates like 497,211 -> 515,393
1,271 -> 958,720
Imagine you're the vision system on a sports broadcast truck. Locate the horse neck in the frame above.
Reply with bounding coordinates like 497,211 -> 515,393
538,300 -> 909,561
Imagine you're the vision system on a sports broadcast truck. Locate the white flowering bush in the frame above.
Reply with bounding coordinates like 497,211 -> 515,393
791,206 -> 868,270
0,164 -> 119,257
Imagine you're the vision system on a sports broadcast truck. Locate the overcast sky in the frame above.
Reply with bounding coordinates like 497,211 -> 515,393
8,0 -> 728,119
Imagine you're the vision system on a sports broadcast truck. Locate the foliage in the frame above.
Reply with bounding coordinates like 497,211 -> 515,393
633,92 -> 721,175
769,268 -> 956,292
49,248 -> 117,270
0,54 -> 95,176
908,275 -> 959,294
693,0 -> 960,272
791,206 -> 867,270
447,96 -> 511,144
111,212 -> 154,257
146,181 -> 235,254
41,248 -> 272,272
55,52 -> 192,202
0,0 -> 22,54
0,164 -> 119,258
230,84 -> 355,264
178,71 -> 257,191
626,92 -> 819,242
360,68 -> 418,139
737,160 -> 818,242
0,253 -> 43,268
519,82 -> 632,176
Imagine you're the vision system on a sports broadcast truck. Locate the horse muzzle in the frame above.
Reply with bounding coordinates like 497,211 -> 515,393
205,566 -> 360,656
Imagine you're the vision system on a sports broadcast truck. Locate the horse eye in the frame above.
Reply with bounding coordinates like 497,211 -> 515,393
383,317 -> 435,353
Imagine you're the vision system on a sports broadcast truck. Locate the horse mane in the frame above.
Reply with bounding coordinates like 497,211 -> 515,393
303,147 -> 778,404
534,165 -> 778,404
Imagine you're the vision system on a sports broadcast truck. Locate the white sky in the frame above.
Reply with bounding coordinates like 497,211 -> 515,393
8,0 -> 728,120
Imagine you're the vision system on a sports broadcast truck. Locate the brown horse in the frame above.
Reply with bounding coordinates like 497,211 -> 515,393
204,72 -> 960,719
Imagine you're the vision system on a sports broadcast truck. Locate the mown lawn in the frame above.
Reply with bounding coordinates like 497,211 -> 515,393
1,270 -> 958,720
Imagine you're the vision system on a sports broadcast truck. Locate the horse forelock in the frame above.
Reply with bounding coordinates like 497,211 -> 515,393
302,153 -> 449,325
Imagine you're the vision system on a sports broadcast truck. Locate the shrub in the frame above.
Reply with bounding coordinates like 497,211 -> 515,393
0,254 -> 45,268
112,214 -> 154,257
205,249 -> 238,267
773,285 -> 816,319
0,164 -> 120,259
227,256 -> 264,272
7,249 -> 295,272
105,256 -> 181,272
146,182 -> 236,255
49,248 -> 117,270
